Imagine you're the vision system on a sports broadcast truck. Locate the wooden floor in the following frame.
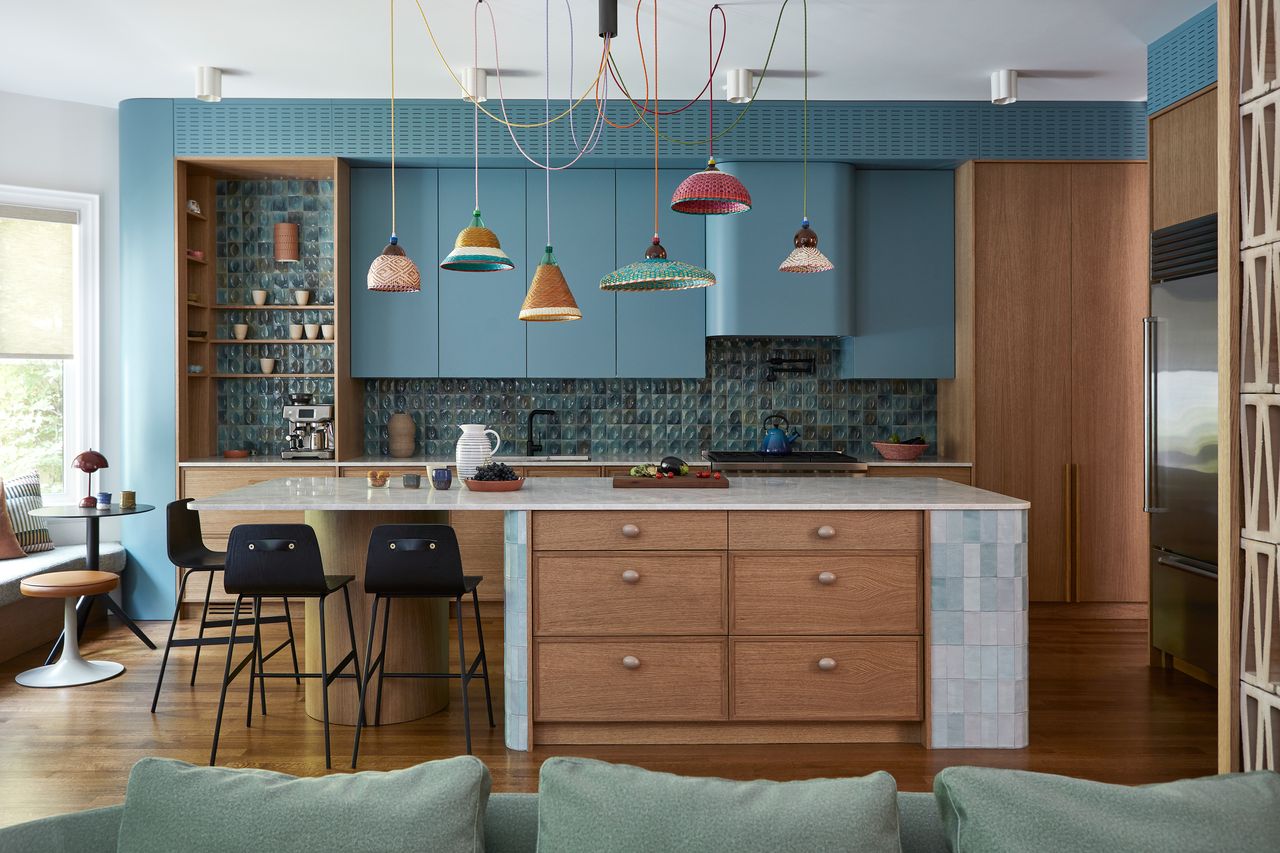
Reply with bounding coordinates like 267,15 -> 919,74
0,606 -> 1215,827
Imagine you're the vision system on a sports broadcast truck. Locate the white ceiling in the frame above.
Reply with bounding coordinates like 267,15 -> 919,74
0,0 -> 1211,108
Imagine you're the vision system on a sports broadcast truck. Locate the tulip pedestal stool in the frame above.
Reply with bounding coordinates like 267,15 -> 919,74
15,571 -> 125,687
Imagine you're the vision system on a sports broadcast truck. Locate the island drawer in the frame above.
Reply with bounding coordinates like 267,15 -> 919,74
730,554 -> 921,635
534,639 -> 727,722
728,511 -> 921,552
532,511 -> 728,551
731,638 -> 921,721
534,553 -> 726,636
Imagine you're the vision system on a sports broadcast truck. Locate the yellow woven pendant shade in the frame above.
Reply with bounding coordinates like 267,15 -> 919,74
519,245 -> 581,322
440,210 -> 516,272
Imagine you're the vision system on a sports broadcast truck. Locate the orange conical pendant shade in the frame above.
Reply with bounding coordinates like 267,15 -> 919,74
519,245 -> 581,321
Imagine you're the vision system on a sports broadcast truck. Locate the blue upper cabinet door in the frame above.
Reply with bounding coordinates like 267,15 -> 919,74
614,169 -> 708,378
438,169 -> 527,377
838,170 -> 955,379
348,168 -> 439,378
706,162 -> 854,336
525,169 -> 617,377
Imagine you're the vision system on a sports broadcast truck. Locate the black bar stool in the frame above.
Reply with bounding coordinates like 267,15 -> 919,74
151,500 -> 301,712
211,524 -> 363,769
351,524 -> 494,766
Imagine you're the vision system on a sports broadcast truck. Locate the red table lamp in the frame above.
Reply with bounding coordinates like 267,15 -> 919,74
73,449 -> 108,508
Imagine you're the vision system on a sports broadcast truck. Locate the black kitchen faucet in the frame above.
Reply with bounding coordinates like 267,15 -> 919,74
527,409 -> 557,455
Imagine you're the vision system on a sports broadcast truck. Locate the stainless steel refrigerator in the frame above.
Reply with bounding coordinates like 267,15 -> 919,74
1146,214 -> 1217,676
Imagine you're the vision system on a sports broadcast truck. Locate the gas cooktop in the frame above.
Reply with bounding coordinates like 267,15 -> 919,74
703,450 -> 865,471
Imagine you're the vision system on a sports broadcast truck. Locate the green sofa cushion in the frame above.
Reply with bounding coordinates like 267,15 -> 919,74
934,766 -> 1280,853
115,756 -> 491,853
536,757 -> 902,853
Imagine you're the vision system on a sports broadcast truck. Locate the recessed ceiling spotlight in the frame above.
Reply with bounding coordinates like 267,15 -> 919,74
990,69 -> 1018,105
461,67 -> 488,103
195,66 -> 222,103
725,68 -> 753,104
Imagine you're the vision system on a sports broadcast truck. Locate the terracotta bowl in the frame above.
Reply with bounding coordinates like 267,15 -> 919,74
222,449 -> 250,459
464,478 -> 526,492
871,441 -> 929,461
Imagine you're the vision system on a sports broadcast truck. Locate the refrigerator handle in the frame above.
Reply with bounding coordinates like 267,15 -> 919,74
1142,316 -> 1158,512
1155,554 -> 1217,581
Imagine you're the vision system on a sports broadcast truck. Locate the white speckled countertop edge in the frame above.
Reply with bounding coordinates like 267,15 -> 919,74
178,455 -> 973,469
189,475 -> 1024,512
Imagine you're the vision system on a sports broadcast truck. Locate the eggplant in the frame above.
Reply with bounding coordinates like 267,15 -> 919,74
658,455 -> 688,475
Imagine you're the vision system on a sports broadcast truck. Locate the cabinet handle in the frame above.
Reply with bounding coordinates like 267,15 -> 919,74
621,569 -> 640,584
818,657 -> 838,671
816,525 -> 836,539
621,655 -> 641,670
621,523 -> 640,538
817,571 -> 837,585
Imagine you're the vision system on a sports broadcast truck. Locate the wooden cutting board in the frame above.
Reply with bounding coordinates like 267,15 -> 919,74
612,475 -> 730,488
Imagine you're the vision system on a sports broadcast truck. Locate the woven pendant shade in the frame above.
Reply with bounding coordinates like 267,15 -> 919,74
440,209 -> 515,272
273,221 -> 300,262
519,246 -> 581,321
367,236 -> 422,292
779,220 -> 834,274
601,238 -> 716,292
671,160 -> 751,215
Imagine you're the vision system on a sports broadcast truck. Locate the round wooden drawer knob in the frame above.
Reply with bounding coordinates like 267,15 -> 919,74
818,657 -> 838,672
621,523 -> 641,538
817,571 -> 837,585
622,655 -> 641,670
816,525 -> 836,539
621,569 -> 640,584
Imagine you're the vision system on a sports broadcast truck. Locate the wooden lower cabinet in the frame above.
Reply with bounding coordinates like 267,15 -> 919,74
530,509 -> 924,744
524,466 -> 601,477
731,638 -> 921,721
867,466 -> 972,485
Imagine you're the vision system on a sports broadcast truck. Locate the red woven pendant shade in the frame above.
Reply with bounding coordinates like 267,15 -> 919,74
671,161 -> 751,215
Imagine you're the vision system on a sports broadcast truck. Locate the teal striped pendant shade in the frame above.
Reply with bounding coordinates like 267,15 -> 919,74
600,238 -> 716,292
440,210 -> 515,272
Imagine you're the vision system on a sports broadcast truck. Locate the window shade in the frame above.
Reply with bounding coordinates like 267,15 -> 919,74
0,211 -> 75,359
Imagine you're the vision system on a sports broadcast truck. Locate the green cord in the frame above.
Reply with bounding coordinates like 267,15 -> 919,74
610,0 -> 792,147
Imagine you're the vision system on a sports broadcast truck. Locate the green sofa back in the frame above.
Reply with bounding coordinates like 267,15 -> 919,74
0,791 -> 948,853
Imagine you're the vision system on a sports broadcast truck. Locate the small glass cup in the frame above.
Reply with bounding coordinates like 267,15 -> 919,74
430,467 -> 453,490
402,472 -> 421,489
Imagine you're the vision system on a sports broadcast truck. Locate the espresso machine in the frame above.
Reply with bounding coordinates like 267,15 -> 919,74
282,393 -> 335,459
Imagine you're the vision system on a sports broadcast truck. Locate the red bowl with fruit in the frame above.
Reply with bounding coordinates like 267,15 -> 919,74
871,441 -> 929,461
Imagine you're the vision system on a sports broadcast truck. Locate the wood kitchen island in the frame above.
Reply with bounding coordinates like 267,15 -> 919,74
191,476 -> 1029,751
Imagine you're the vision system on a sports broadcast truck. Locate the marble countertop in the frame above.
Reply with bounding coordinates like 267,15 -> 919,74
180,454 -> 972,469
189,475 -> 1026,512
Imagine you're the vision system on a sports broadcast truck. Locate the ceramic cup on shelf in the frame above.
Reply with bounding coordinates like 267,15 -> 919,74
289,324 -> 304,340
259,357 -> 276,375
320,324 -> 334,340
293,289 -> 311,306
232,323 -> 250,340
251,289 -> 268,306
304,323 -> 320,340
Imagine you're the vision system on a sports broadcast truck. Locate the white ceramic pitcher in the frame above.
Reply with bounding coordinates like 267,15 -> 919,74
455,424 -> 501,479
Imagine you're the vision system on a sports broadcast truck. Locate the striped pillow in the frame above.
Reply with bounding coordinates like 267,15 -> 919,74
2,473 -> 54,553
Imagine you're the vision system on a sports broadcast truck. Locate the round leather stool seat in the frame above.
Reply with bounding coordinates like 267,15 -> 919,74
21,570 -> 119,599
16,570 -> 124,688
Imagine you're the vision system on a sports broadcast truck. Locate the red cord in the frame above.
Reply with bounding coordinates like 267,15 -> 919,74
607,4 -> 726,117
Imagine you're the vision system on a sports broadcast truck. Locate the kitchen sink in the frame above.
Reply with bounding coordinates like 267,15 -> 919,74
501,455 -> 592,463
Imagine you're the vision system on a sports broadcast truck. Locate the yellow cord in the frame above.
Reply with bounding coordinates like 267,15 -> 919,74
411,0 -> 610,130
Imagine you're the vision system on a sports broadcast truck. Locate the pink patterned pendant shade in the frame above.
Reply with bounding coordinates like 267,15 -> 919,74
671,159 -> 752,215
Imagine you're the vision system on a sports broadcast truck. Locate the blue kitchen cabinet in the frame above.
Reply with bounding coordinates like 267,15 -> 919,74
705,162 -> 855,337
615,169 -> 707,378
838,170 -> 955,379
349,167 -> 439,378
437,169 -> 527,377
525,169 -> 617,377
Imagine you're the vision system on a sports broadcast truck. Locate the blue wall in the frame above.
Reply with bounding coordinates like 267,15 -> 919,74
1148,5 -> 1217,114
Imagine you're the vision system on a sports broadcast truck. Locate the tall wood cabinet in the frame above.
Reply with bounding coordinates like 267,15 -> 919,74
940,161 -> 1149,603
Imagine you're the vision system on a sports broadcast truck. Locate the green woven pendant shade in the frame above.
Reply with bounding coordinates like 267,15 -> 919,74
440,210 -> 516,272
600,238 -> 716,292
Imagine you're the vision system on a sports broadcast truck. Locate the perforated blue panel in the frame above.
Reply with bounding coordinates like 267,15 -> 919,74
171,99 -> 1146,161
1148,5 -> 1217,115
173,100 -> 333,155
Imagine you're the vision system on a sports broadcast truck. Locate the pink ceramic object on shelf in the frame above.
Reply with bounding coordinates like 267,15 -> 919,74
871,441 -> 929,461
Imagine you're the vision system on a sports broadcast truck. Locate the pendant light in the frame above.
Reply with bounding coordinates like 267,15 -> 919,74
519,0 -> 580,321
441,5 -> 515,273
779,1 -> 833,274
602,0 -> 716,292
671,5 -> 751,216
368,0 -> 422,292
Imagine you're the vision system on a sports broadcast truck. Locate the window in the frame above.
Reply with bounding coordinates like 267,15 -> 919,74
0,185 -> 98,498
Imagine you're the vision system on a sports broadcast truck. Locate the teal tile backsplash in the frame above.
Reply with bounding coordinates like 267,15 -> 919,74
363,338 -> 938,460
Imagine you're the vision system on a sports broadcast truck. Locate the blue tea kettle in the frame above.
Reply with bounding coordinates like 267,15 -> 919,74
759,413 -> 799,455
